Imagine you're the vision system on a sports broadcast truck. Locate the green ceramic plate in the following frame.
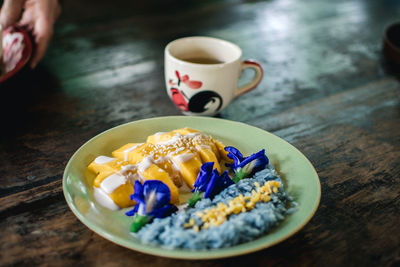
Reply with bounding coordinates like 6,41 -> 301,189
63,116 -> 320,259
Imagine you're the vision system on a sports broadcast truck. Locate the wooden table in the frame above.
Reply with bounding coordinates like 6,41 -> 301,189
1,0 -> 399,265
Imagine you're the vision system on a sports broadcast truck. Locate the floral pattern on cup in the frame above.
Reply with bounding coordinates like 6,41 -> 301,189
169,70 -> 223,114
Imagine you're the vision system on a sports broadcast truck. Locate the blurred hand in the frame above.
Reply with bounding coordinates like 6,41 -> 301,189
0,0 -> 61,68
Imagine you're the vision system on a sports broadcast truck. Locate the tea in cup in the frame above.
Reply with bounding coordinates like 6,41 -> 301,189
164,36 -> 263,116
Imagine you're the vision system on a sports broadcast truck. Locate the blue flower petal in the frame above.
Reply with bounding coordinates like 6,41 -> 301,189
125,204 -> 139,216
127,180 -> 176,218
143,180 -> 171,208
223,146 -> 270,183
238,149 -> 268,169
219,170 -> 235,188
243,150 -> 269,177
204,169 -> 220,198
149,203 -> 178,218
130,180 -> 144,200
204,170 -> 234,199
192,162 -> 214,192
128,180 -> 146,216
225,146 -> 244,168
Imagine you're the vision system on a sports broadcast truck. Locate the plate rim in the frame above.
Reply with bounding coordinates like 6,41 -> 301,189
62,116 -> 321,259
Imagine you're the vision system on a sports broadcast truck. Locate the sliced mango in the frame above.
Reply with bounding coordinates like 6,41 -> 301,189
196,145 -> 221,173
214,139 -> 232,162
152,155 -> 183,187
172,127 -> 199,135
138,163 -> 179,204
170,149 -> 203,189
206,141 -> 220,161
93,170 -> 136,208
109,181 -> 135,208
147,131 -> 175,144
88,156 -> 128,174
112,143 -> 142,161
112,143 -> 154,164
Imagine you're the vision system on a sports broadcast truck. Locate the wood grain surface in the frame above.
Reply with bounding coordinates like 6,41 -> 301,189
1,0 -> 399,266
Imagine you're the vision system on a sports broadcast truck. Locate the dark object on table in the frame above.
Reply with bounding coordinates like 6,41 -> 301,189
383,22 -> 400,65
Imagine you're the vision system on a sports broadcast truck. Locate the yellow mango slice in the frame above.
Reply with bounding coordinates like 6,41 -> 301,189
112,143 -> 143,161
206,141 -> 220,161
88,156 -> 128,174
214,139 -> 232,162
114,143 -> 155,164
170,149 -> 203,189
147,128 -> 199,144
152,155 -> 182,187
172,127 -> 199,135
93,169 -> 136,208
196,145 -> 221,173
189,133 -> 220,161
146,132 -> 175,144
109,181 -> 135,208
138,162 -> 179,204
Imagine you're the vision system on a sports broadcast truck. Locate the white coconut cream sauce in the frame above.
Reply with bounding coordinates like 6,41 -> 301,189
173,153 -> 194,163
93,187 -> 120,210
120,164 -> 136,174
94,155 -> 114,165
138,156 -> 153,173
100,173 -> 127,194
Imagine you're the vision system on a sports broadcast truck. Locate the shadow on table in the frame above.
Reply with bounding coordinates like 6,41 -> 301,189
0,65 -> 61,133
381,56 -> 400,82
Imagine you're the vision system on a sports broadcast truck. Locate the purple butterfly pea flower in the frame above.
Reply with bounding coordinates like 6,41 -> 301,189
225,146 -> 269,183
224,146 -> 244,168
187,162 -> 234,207
204,169 -> 234,198
126,180 -> 177,232
192,162 -> 214,192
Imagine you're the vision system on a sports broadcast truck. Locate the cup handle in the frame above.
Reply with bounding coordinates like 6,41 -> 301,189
234,60 -> 263,98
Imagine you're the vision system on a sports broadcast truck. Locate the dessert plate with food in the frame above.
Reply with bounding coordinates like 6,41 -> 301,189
63,116 -> 320,259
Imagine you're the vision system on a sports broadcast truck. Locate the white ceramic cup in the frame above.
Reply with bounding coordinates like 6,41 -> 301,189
165,36 -> 263,116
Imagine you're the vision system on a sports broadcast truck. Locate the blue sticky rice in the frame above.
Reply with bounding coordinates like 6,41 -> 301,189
136,164 -> 296,250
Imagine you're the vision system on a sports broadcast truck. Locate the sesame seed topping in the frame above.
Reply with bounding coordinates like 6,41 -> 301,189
188,180 -> 281,230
